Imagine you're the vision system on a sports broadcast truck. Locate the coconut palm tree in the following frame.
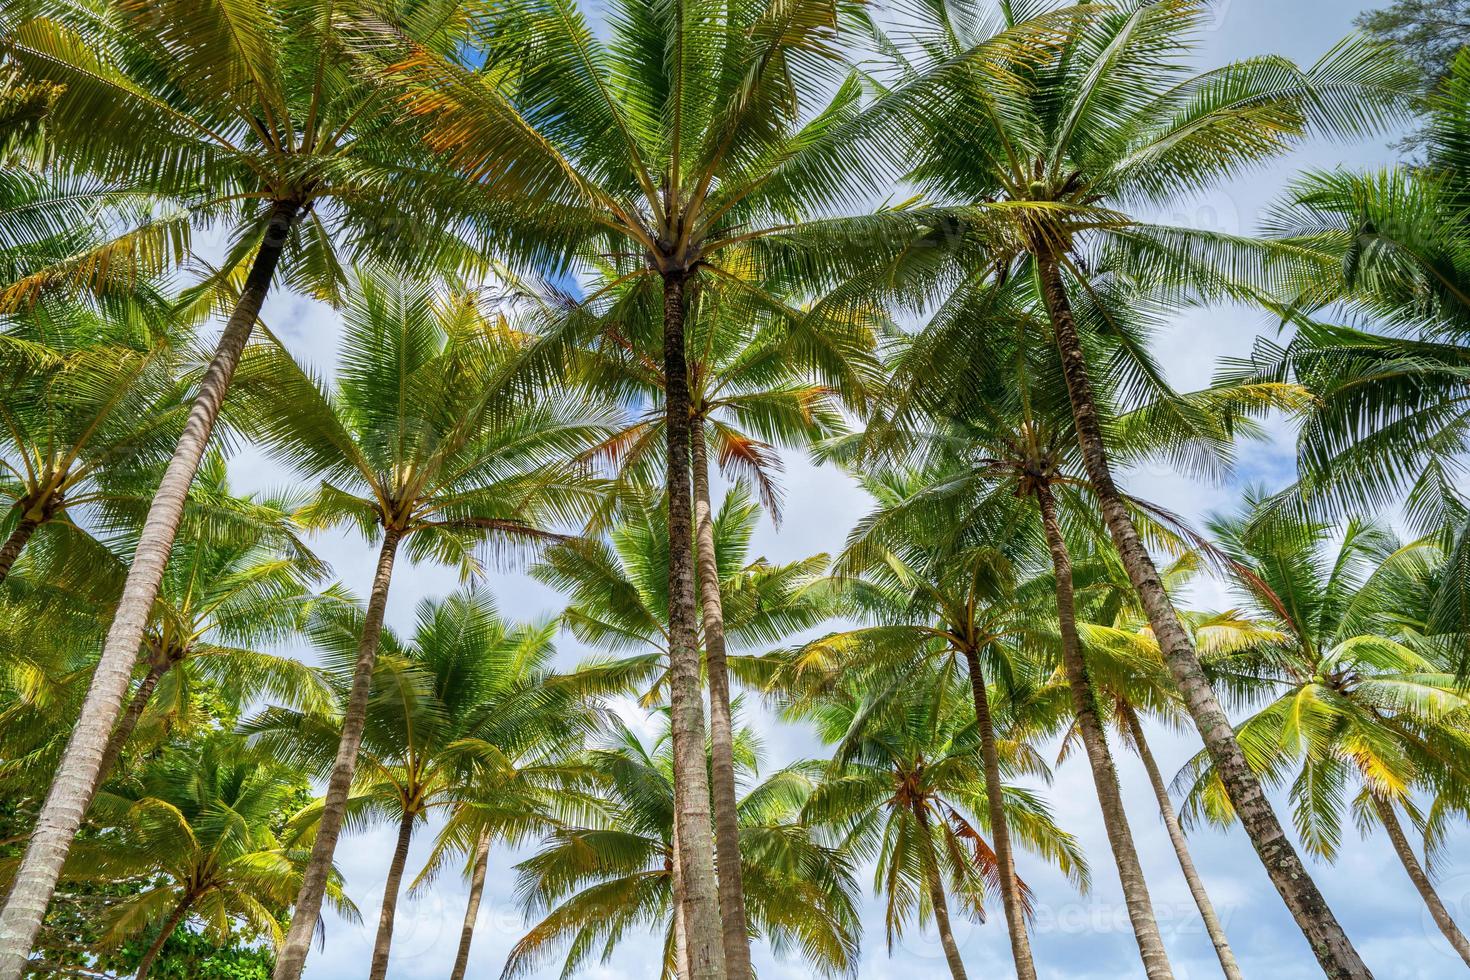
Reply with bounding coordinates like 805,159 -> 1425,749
532,486 -> 837,708
0,4 -> 484,961
234,269 -> 611,978
0,293 -> 187,584
1178,501 -> 1470,966
880,3 -> 1411,970
381,2 -> 1052,968
49,733 -> 355,980
246,587 -> 604,980
553,268 -> 881,957
1229,53 -> 1470,641
799,668 -> 1087,980
838,263 -> 1311,978
503,714 -> 862,980
0,457 -> 330,793
771,485 -> 1064,973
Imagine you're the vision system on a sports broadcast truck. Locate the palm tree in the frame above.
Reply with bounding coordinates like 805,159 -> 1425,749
799,669 -> 1087,980
0,457 -> 330,790
0,293 -> 186,584
381,1 -> 1042,968
772,485 -> 1062,975
1231,53 -> 1470,636
1178,501 -> 1470,966
880,3 -> 1410,970
52,733 -> 355,980
236,270 -> 610,978
247,587 -> 599,980
848,262 -> 1314,977
0,4 -> 483,961
1073,560 -> 1275,980
532,486 -> 836,708
503,715 -> 862,980
558,268 -> 881,962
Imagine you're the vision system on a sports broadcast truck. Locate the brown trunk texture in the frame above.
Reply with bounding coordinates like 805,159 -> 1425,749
1036,253 -> 1370,979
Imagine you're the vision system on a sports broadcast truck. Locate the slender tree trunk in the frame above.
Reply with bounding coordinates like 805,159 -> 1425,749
671,811 -> 691,980
1122,704 -> 1244,980
133,893 -> 192,980
368,809 -> 417,980
912,802 -> 970,980
690,425 -> 752,979
659,268 -> 726,980
1372,794 -> 1470,966
95,659 -> 171,787
0,200 -> 299,980
960,648 -> 1036,980
1036,253 -> 1370,979
1035,485 -> 1174,979
449,830 -> 492,980
0,516 -> 39,585
273,525 -> 403,980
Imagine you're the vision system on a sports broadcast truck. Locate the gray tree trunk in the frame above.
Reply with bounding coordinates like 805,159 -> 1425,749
449,830 -> 492,980
1037,254 -> 1370,978
690,425 -> 753,979
659,269 -> 726,980
1372,794 -> 1470,966
960,648 -> 1036,980
368,809 -> 417,980
96,658 -> 172,786
273,525 -> 403,980
1036,485 -> 1174,979
1121,704 -> 1244,980
912,802 -> 970,980
0,200 -> 299,980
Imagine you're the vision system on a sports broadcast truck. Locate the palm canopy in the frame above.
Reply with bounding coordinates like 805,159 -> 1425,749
245,586 -> 593,840
236,269 -> 612,560
0,457 -> 329,781
504,714 -> 862,980
1176,499 -> 1470,862
0,291 -> 189,574
553,265 -> 884,514
531,485 -> 835,698
375,0 -> 1035,305
799,669 -> 1089,942
3,0 -> 483,306
50,733 -> 356,973
879,0 -> 1409,296
1227,52 -> 1470,535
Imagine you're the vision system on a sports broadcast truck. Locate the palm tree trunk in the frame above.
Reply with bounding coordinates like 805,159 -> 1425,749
449,829 -> 492,980
0,200 -> 299,980
1372,794 -> 1470,966
690,424 -> 752,979
0,515 -> 39,585
368,809 -> 416,980
659,268 -> 727,980
1035,253 -> 1370,979
671,812 -> 691,980
1121,704 -> 1244,980
1035,484 -> 1174,980
95,659 -> 171,787
133,893 -> 193,980
959,648 -> 1036,980
273,524 -> 403,980
912,802 -> 969,980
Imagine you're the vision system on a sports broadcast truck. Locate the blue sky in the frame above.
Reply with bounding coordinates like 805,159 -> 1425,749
215,1 -> 1470,977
